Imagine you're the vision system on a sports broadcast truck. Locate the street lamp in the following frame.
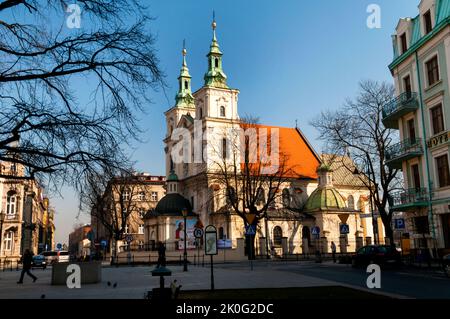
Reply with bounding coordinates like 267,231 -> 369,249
0,211 -> 4,260
181,207 -> 188,272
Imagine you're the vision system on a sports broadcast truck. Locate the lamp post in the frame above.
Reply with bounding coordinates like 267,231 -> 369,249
182,208 -> 188,272
0,211 -> 4,258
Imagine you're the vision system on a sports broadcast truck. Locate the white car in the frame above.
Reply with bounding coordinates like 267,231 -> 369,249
41,250 -> 70,264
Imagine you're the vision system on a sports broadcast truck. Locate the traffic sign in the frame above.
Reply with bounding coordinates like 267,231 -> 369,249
194,227 -> 204,239
101,240 -> 108,247
245,225 -> 256,236
56,243 -> 62,250
126,235 -> 133,242
340,224 -> 350,234
311,226 -> 320,235
395,219 -> 405,229
245,214 -> 256,225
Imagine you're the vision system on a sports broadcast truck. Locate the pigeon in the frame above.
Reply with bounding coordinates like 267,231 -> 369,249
107,281 -> 111,286
40,294 -> 46,299
113,282 -> 117,288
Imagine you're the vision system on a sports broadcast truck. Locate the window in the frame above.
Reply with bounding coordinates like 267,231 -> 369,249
151,191 -> 158,202
436,154 -> 450,188
347,195 -> 355,210
430,104 -> 444,135
400,33 -> 408,54
138,208 -> 145,219
226,187 -> 237,206
407,119 -> 416,142
215,58 -> 219,68
184,80 -> 188,90
282,189 -> 290,208
424,10 -> 433,34
273,226 -> 283,247
138,224 -> 144,234
220,106 -> 226,117
403,75 -> 412,96
426,56 -> 440,87
3,231 -> 13,251
222,138 -> 227,159
411,164 -> 421,190
414,216 -> 429,234
6,191 -> 17,216
124,225 -> 130,234
138,191 -> 145,201
256,187 -> 265,205
219,227 -> 224,240
199,107 -> 203,119
122,190 -> 130,201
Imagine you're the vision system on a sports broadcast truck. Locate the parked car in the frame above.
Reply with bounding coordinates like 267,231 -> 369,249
41,250 -> 70,264
443,254 -> 450,278
31,254 -> 47,269
352,245 -> 402,268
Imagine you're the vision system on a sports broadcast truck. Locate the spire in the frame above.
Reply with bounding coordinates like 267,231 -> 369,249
175,40 -> 195,107
204,11 -> 228,88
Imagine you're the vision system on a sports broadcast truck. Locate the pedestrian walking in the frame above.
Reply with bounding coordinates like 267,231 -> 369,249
331,241 -> 337,263
17,249 -> 37,284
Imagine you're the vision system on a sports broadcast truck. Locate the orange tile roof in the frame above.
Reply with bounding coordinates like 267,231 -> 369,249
239,123 -> 320,179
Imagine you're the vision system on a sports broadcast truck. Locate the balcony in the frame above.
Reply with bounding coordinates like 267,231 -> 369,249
390,188 -> 430,212
382,92 -> 419,129
385,138 -> 423,169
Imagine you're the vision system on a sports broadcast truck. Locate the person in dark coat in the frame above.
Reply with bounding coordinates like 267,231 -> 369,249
156,242 -> 166,268
17,249 -> 37,284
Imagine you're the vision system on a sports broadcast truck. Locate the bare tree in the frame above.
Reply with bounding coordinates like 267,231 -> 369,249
311,80 -> 401,245
209,118 -> 298,259
83,168 -> 149,261
0,0 -> 163,191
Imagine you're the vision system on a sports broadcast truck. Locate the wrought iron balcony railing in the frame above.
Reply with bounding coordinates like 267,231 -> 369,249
390,188 -> 430,211
382,92 -> 419,129
385,138 -> 423,168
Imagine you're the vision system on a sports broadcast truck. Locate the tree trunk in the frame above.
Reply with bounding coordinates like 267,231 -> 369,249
380,209 -> 394,246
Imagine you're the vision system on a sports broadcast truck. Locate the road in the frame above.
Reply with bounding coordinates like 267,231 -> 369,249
215,260 -> 450,299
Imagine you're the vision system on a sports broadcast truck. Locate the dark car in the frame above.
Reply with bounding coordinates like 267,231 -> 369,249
31,254 -> 47,269
352,245 -> 402,268
443,254 -> 450,277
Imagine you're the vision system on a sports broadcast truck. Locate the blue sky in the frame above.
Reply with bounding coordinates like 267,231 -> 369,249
51,0 -> 419,244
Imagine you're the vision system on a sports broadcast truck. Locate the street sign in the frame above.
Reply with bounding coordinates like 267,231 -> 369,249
126,235 -> 133,242
194,227 -> 204,239
101,240 -> 108,247
56,243 -> 62,250
205,225 -> 217,256
395,218 -> 405,229
245,213 -> 256,225
340,224 -> 350,234
245,225 -> 256,236
311,226 -> 320,235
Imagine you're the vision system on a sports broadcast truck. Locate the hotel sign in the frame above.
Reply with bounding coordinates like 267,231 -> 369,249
427,131 -> 450,149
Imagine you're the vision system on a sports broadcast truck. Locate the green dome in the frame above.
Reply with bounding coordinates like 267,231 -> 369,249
304,186 -> 347,212
167,170 -> 178,181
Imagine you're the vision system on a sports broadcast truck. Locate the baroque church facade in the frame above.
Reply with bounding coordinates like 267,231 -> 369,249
144,18 -> 384,255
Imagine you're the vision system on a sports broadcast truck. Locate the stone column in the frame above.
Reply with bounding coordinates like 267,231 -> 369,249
339,236 -> 347,253
302,238 -> 309,255
356,236 -> 364,251
365,237 -> 372,245
321,237 -> 329,254
236,238 -> 245,258
259,237 -> 266,256
281,237 -> 288,257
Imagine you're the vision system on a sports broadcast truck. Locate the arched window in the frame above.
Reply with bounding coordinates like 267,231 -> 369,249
215,58 -> 219,68
347,195 -> 355,210
222,138 -> 227,159
273,226 -> 283,247
184,80 -> 188,90
282,188 -> 290,208
256,187 -> 265,205
199,107 -> 203,119
220,106 -> 226,117
6,191 -> 17,216
226,187 -> 237,206
219,227 -> 224,240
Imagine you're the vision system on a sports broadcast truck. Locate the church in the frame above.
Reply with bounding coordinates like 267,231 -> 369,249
143,17 -> 384,255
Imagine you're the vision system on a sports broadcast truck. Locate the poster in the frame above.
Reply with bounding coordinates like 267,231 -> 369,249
175,219 -> 197,250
